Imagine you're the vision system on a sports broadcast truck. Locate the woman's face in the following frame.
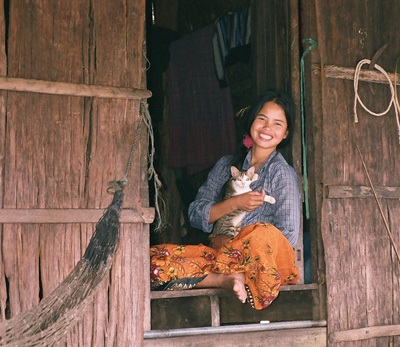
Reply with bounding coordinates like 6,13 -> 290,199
250,101 -> 288,150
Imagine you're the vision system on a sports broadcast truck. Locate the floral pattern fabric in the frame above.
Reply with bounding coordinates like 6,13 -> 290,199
150,222 -> 299,310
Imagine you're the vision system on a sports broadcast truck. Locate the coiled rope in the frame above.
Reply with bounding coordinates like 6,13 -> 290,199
353,59 -> 400,144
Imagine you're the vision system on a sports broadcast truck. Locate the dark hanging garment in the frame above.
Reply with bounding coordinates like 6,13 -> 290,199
167,25 -> 236,175
212,8 -> 251,87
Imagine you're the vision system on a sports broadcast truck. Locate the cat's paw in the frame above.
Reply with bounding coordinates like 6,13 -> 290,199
264,195 -> 276,204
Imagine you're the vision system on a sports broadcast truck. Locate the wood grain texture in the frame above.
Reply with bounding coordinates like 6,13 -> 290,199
329,324 -> 400,342
0,76 -> 151,99
144,327 -> 327,347
324,65 -> 400,85
312,2 -> 400,346
0,208 -> 155,223
0,0 -> 148,346
0,0 -> 6,322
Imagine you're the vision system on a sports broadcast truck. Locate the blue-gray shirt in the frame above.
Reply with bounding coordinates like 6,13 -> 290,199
188,150 -> 301,247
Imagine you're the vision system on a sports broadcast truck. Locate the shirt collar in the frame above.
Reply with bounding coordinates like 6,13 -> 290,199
243,149 -> 278,171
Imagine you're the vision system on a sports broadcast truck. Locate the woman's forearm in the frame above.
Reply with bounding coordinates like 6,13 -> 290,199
208,197 -> 238,223
209,191 -> 266,224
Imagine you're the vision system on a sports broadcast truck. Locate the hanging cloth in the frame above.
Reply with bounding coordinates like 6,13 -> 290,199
212,7 -> 251,87
167,25 -> 236,175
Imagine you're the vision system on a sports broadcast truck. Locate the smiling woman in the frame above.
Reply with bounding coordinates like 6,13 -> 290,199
249,101 -> 289,169
150,90 -> 302,311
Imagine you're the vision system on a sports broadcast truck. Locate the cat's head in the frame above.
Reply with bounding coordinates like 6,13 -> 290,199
230,166 -> 259,188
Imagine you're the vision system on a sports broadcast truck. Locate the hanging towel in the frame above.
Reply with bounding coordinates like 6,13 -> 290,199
167,25 -> 236,175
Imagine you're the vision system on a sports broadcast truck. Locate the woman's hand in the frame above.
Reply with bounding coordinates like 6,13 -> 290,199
208,190 -> 266,224
209,234 -> 231,250
233,190 -> 266,211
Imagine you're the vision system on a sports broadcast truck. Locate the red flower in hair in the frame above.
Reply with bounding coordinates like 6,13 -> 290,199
243,134 -> 253,149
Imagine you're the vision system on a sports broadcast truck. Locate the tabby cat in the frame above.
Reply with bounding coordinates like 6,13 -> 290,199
210,166 -> 276,239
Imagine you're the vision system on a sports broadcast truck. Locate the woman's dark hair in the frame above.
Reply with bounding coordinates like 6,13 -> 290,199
231,90 -> 296,168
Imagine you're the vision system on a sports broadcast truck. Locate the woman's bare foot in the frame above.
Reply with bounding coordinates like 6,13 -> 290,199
227,273 -> 247,303
196,272 -> 247,303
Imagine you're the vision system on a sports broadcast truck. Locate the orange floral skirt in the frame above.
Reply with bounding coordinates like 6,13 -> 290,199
150,222 -> 299,310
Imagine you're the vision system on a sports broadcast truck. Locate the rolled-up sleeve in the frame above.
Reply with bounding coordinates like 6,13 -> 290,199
188,156 -> 232,233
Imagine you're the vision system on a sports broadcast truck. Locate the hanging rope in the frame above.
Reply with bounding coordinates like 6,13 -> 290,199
140,100 -> 167,232
300,38 -> 318,220
107,100 -> 167,232
353,59 -> 400,144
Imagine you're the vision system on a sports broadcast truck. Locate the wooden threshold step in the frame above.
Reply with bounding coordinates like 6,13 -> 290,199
150,283 -> 318,300
144,319 -> 327,339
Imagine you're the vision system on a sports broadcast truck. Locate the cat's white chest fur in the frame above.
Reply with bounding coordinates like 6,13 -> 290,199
231,168 -> 276,204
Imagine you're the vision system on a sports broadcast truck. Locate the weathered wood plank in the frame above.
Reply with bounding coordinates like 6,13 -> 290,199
0,0 -> 6,320
0,208 -> 155,223
309,2 -> 400,345
2,225 -> 40,317
210,296 -> 220,327
324,64 -> 400,85
144,326 -> 327,347
300,1 -> 327,323
1,1 -> 148,347
329,324 -> 400,342
145,320 -> 327,338
0,76 -> 151,99
326,185 -> 400,199
150,284 -> 318,300
321,49 -> 400,347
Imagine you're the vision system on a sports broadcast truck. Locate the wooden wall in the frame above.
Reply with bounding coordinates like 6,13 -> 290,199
0,0 -> 150,346
302,0 -> 400,345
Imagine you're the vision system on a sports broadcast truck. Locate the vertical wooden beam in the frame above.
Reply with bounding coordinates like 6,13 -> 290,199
302,0 -> 327,323
0,0 -> 7,322
210,295 -> 221,327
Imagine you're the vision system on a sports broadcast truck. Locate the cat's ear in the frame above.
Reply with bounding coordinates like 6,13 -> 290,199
247,166 -> 256,176
252,173 -> 259,181
230,166 -> 240,177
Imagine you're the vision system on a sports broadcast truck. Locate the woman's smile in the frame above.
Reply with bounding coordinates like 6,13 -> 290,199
250,101 -> 288,151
